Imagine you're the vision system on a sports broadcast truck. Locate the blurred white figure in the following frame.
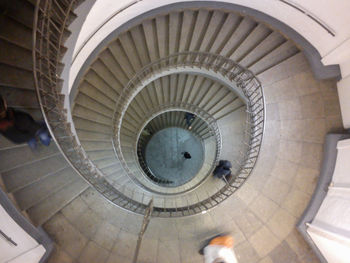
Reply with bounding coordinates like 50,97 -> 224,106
203,235 -> 238,263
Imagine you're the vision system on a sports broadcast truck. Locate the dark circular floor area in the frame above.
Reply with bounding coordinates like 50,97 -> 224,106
145,127 -> 204,187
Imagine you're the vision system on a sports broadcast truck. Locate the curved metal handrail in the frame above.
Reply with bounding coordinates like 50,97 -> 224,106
112,52 -> 265,216
119,102 -> 221,193
33,0 -> 264,217
33,0 -> 149,215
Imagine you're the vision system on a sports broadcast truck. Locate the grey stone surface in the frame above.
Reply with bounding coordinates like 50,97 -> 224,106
3,3 -> 345,261
145,127 -> 204,186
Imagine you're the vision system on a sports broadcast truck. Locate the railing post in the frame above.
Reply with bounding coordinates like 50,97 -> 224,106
133,199 -> 153,263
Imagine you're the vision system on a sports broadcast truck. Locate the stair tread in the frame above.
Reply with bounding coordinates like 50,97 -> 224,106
0,39 -> 32,71
2,153 -> 67,193
27,177 -> 88,226
14,166 -> 77,211
0,143 -> 59,172
0,15 -> 32,50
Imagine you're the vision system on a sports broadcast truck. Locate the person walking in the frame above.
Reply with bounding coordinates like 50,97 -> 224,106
184,112 -> 195,130
0,95 -> 51,150
199,234 -> 238,263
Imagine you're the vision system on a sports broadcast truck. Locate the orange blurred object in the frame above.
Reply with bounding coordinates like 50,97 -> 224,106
209,235 -> 234,248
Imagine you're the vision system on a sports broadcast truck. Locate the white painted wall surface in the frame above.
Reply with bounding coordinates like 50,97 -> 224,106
68,0 -> 350,129
307,224 -> 350,263
337,76 -> 350,129
8,245 -> 46,263
0,205 -> 44,263
70,0 -> 350,83
306,139 -> 350,263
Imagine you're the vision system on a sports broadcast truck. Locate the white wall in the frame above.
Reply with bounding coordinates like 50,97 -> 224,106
306,139 -> 350,263
68,0 -> 350,128
0,205 -> 45,263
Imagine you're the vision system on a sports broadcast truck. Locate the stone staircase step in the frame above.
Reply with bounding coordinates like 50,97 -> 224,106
0,143 -> 59,172
14,166 -> 77,211
27,176 -> 88,226
1,152 -> 67,193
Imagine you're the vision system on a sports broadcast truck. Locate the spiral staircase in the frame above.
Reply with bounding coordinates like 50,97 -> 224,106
0,0 -> 344,262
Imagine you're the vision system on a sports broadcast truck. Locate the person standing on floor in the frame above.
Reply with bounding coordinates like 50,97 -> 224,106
0,95 -> 51,150
182,151 -> 192,159
213,160 -> 233,183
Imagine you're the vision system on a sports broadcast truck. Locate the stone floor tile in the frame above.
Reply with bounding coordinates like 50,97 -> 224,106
48,246 -> 74,263
235,241 -> 260,263
248,171 -> 272,192
219,195 -> 248,219
71,208 -> 103,239
300,143 -> 323,169
43,213 -> 88,259
61,196 -> 88,222
138,238 -> 158,263
234,209 -> 263,239
179,238 -> 203,263
282,187 -> 311,217
266,103 -> 280,121
325,115 -> 344,133
262,176 -> 291,205
236,182 -> 260,206
278,99 -> 302,120
271,158 -> 298,185
249,195 -> 279,223
271,76 -> 299,102
285,229 -> 312,259
249,226 -> 280,258
298,250 -> 321,263
269,241 -> 297,263
300,92 -> 325,119
264,120 -> 281,142
293,71 -> 320,96
319,79 -> 337,98
294,166 -> 319,195
106,253 -> 132,263
278,140 -> 303,164
157,239 -> 181,263
302,119 -> 326,144
92,221 -> 121,251
145,217 -> 179,240
211,196 -> 247,225
104,206 -> 128,229
176,217 -> 197,239
262,84 -> 278,104
195,213 -> 222,240
280,120 -> 304,141
80,187 -> 99,206
259,256 -> 273,263
112,229 -> 138,258
229,220 -> 247,247
121,212 -> 143,235
78,241 -> 109,263
323,95 -> 341,117
266,208 -> 297,240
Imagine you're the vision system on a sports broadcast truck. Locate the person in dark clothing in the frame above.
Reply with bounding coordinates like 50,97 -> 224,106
218,160 -> 232,169
182,151 -> 192,159
213,160 -> 233,183
0,96 -> 51,149
184,112 -> 195,130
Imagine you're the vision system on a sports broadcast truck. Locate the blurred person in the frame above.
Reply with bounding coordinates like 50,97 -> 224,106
200,234 -> 238,263
0,95 -> 51,149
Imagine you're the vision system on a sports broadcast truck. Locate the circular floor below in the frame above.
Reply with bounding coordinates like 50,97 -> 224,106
145,127 -> 204,187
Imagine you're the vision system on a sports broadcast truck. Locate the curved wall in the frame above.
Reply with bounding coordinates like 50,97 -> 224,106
67,0 -> 350,128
